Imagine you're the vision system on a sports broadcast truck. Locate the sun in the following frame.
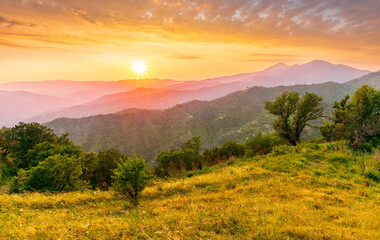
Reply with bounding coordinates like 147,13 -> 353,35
132,60 -> 148,75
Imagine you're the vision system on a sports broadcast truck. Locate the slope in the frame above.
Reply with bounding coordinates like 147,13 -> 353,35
1,142 -> 378,239
45,71 -> 380,163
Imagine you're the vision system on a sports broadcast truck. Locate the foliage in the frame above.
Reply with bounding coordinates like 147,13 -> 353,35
245,133 -> 288,156
10,154 -> 86,193
91,149 -> 126,190
320,85 -> 380,147
181,136 -> 201,152
203,141 -> 246,165
0,123 -> 77,177
265,91 -> 324,145
112,155 -> 152,205
155,137 -> 203,177
80,152 -> 99,188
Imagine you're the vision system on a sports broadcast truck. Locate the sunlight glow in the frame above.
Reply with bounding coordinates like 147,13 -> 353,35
132,60 -> 148,75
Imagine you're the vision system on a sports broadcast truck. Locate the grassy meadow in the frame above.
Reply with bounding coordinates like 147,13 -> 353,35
0,142 -> 379,239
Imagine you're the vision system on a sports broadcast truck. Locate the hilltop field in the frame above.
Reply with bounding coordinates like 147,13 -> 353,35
1,141 -> 379,239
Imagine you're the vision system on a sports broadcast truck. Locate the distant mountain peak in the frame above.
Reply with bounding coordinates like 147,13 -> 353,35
264,62 -> 289,72
304,60 -> 334,66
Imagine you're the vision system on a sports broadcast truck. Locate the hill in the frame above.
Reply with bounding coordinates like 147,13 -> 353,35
0,79 -> 182,104
167,60 -> 370,90
45,72 -> 380,163
31,60 -> 370,123
1,142 -> 378,239
0,90 -> 77,127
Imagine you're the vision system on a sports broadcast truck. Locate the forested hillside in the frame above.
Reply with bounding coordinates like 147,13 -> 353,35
46,72 -> 380,163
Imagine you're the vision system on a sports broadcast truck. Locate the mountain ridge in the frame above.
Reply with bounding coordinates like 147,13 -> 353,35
28,60 -> 371,123
45,71 -> 380,163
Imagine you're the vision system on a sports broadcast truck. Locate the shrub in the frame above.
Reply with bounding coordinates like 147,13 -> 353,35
10,154 -> 86,193
364,168 -> 379,182
80,152 -> 98,189
112,155 -> 152,205
155,137 -> 203,177
92,149 -> 125,190
218,141 -> 246,158
245,134 -> 287,157
155,149 -> 202,177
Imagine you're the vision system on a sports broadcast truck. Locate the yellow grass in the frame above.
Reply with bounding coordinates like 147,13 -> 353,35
0,147 -> 379,239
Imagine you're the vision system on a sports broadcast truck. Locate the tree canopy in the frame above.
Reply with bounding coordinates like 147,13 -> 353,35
265,91 -> 324,145
320,85 -> 380,147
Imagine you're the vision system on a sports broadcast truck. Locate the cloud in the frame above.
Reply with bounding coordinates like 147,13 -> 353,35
166,55 -> 202,60
0,0 -> 379,56
248,53 -> 297,58
0,15 -> 36,28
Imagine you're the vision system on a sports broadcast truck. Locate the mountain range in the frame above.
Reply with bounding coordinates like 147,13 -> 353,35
23,60 -> 371,124
45,71 -> 380,164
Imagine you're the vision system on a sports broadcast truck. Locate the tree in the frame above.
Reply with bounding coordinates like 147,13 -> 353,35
155,137 -> 203,176
80,152 -> 98,189
93,149 -> 125,190
112,155 -> 152,206
265,91 -> 324,145
0,123 -> 75,177
10,154 -> 86,193
181,136 -> 201,152
320,85 -> 380,147
245,133 -> 288,156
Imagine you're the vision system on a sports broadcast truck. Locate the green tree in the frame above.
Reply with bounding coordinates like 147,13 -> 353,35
0,123 -> 74,177
112,155 -> 152,206
245,133 -> 288,156
80,152 -> 98,189
10,154 -> 86,193
320,85 -> 380,146
265,91 -> 324,145
93,149 -> 125,190
181,136 -> 201,152
155,137 -> 203,176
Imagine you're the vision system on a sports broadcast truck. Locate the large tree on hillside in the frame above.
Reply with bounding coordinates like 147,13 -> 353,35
320,85 -> 380,146
265,91 -> 324,145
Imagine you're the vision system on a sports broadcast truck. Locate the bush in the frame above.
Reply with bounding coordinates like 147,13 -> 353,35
364,168 -> 379,182
245,134 -> 287,157
10,154 -> 86,193
155,149 -> 202,177
112,155 -> 152,205
155,137 -> 203,177
203,141 -> 245,165
92,149 -> 125,190
80,152 -> 98,189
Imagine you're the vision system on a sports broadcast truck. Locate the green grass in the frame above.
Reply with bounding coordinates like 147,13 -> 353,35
0,142 -> 379,239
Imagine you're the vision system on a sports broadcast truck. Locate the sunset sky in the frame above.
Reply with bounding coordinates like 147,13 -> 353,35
0,0 -> 379,82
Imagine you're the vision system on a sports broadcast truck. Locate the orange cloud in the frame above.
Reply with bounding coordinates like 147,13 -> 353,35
0,0 -> 378,81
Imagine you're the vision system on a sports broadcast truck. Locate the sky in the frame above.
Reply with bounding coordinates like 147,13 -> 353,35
0,0 -> 379,82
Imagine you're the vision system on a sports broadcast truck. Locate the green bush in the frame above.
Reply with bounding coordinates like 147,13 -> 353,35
364,168 -> 379,182
203,141 -> 246,165
155,137 -> 203,177
91,149 -> 125,190
245,134 -> 287,157
10,154 -> 86,193
155,149 -> 202,177
112,155 -> 152,205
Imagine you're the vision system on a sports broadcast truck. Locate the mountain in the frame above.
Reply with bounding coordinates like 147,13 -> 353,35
29,60 -> 370,123
28,80 -> 270,123
0,79 -> 182,104
0,90 -> 77,127
167,60 -> 370,90
45,71 -> 380,164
